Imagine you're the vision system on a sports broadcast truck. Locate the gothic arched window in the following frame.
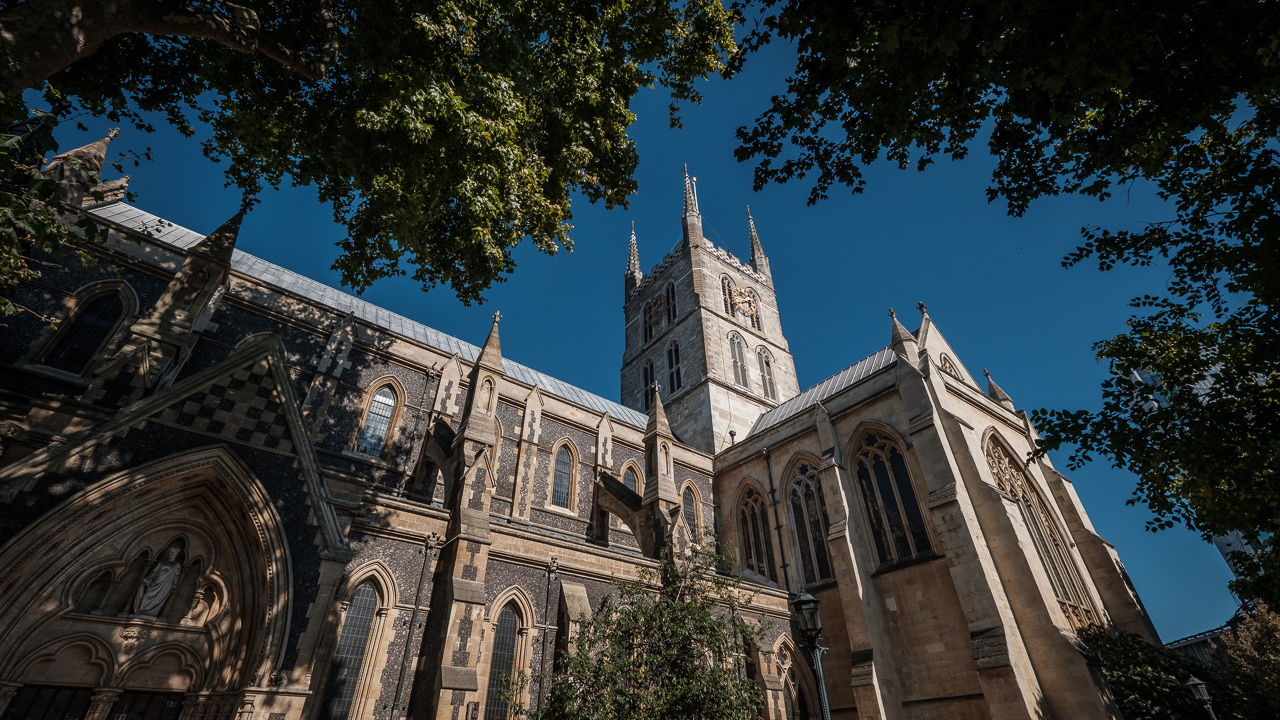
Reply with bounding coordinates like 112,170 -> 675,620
643,300 -> 656,343
356,387 -> 397,456
749,290 -> 762,331
665,282 -> 677,322
757,348 -> 777,401
721,276 -> 735,316
682,486 -> 699,535
740,487 -> 776,581
790,463 -> 832,585
551,445 -> 574,509
483,601 -> 521,720
44,292 -> 126,374
853,433 -> 931,567
642,360 -> 655,410
623,467 -> 639,494
729,334 -> 749,388
985,439 -> 1099,630
667,343 -> 682,392
320,582 -> 379,720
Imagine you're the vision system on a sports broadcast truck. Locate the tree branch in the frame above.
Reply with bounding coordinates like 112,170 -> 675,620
0,0 -> 323,99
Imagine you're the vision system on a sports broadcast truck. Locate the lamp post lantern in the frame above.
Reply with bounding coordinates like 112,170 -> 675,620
792,591 -> 831,720
1185,675 -> 1218,720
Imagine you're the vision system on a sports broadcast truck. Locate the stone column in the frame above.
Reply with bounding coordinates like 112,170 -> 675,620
83,689 -> 123,720
0,682 -> 22,717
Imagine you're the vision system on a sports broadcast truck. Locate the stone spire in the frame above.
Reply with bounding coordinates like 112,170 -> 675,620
476,311 -> 504,373
191,209 -> 245,265
645,384 -> 673,438
42,128 -> 130,208
746,206 -> 772,282
681,165 -> 704,247
984,369 -> 1016,411
889,308 -> 919,363
625,221 -> 643,293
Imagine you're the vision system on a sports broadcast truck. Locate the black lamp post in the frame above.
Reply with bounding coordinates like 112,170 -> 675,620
1185,675 -> 1218,720
792,591 -> 831,720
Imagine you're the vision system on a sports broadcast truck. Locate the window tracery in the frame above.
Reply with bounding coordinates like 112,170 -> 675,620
749,289 -> 762,331
852,433 -> 931,567
665,281 -> 677,322
985,439 -> 1099,631
739,487 -> 776,581
789,463 -> 832,585
643,300 -> 656,343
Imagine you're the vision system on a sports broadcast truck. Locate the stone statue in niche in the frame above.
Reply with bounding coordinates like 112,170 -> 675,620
132,543 -> 184,619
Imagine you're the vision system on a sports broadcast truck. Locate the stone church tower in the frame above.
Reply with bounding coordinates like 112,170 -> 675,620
621,169 -> 800,454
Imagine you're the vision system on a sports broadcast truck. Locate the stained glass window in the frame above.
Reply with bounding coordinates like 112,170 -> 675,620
321,582 -> 378,720
356,388 -> 395,456
552,447 -> 573,508
790,464 -> 832,585
45,293 -> 124,374
483,602 -> 521,720
623,468 -> 638,494
854,434 -> 931,566
740,488 -> 776,581
683,486 -> 698,534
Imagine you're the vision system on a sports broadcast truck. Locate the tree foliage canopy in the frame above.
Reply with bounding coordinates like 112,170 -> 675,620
0,0 -> 736,305
530,546 -> 766,720
733,0 -> 1280,604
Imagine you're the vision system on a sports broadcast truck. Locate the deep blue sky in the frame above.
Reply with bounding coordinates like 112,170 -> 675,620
63,39 -> 1236,641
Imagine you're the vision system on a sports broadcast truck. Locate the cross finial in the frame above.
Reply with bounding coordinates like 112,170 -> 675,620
492,311 -> 502,323
888,308 -> 896,319
917,301 -> 928,314
650,382 -> 662,395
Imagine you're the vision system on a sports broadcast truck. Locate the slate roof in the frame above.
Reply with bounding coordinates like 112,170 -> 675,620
88,202 -> 650,429
747,346 -> 896,437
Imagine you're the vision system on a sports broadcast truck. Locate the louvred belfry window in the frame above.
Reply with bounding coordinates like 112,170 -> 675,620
730,334 -> 749,387
758,348 -> 777,400
790,463 -> 832,585
985,440 -> 1099,631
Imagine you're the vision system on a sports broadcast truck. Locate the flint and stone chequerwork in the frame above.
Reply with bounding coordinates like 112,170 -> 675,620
0,141 -> 1156,720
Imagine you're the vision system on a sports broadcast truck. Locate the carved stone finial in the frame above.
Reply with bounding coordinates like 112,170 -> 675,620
888,308 -> 896,319
492,311 -> 502,324
917,301 -> 928,315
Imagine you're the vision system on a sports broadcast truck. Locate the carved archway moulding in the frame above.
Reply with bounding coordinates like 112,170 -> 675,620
0,445 -> 292,692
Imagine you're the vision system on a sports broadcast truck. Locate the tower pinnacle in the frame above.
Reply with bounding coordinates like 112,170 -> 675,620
680,165 -> 705,247
625,221 -> 643,294
746,206 -> 772,283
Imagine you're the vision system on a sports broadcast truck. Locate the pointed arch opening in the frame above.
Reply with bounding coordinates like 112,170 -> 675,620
850,429 -> 932,568
729,333 -> 749,388
355,378 -> 405,458
38,282 -> 134,375
984,434 -> 1099,631
737,483 -> 777,583
0,447 -> 293,693
550,442 -> 578,511
788,460 -> 832,586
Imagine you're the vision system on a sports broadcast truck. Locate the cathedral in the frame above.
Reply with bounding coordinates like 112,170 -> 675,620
0,136 -> 1158,720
